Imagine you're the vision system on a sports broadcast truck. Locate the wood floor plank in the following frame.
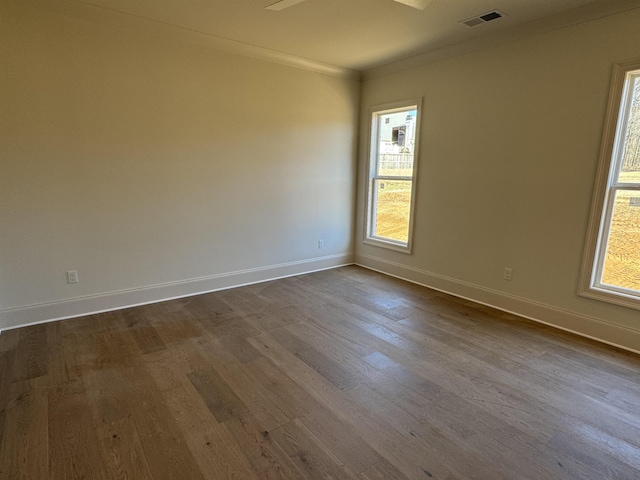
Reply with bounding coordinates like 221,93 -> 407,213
194,337 -> 290,430
299,401 -> 394,475
144,346 -> 260,480
0,329 -> 20,355
358,460 -> 412,480
386,317 -> 640,444
95,416 -> 153,480
244,356 -> 318,420
547,429 -> 640,479
247,332 -> 455,480
246,357 -> 390,475
219,332 -> 264,363
185,294 -> 235,320
0,379 -> 48,479
330,296 -> 640,446
0,334 -> 18,453
48,379 -> 106,479
44,322 -> 93,385
398,315 -> 611,398
400,313 -> 640,402
385,313 -> 614,403
242,305 -> 305,333
188,366 -> 251,424
1,266 -> 639,479
129,324 -> 167,354
83,367 -> 135,426
44,322 -> 71,386
119,307 -> 168,355
268,327 -> 365,391
121,366 -> 207,480
297,273 -> 406,320
223,414 -> 307,480
292,312 -> 376,358
201,314 -> 263,340
271,418 -> 360,480
345,381 -> 522,480
12,325 -> 48,382
374,321 -> 640,453
138,302 -> 206,346
90,325 -> 143,371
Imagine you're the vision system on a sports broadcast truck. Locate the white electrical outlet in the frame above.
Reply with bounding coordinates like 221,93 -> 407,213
67,270 -> 79,284
503,268 -> 512,281
318,239 -> 324,249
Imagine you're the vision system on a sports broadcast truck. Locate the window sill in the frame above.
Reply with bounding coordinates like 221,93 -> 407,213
363,236 -> 412,254
578,286 -> 640,312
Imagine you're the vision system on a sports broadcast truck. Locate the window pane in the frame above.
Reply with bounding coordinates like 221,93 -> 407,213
366,101 -> 420,252
580,65 -> 640,309
377,110 -> 416,177
619,76 -> 640,183
373,179 -> 412,243
600,189 -> 640,292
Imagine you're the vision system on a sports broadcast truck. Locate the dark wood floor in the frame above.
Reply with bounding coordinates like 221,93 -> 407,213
1,266 -> 639,479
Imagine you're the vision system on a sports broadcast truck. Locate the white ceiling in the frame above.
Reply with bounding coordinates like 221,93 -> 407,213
73,0 -> 610,71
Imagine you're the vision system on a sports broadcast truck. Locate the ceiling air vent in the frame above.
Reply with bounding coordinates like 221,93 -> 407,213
461,10 -> 504,27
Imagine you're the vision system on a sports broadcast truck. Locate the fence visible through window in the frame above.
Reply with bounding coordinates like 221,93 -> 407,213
378,154 -> 414,176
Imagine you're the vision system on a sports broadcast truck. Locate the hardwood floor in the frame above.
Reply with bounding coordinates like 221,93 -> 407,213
1,265 -> 639,479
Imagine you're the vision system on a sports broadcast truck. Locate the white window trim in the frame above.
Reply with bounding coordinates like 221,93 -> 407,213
579,59 -> 640,310
363,99 -> 422,254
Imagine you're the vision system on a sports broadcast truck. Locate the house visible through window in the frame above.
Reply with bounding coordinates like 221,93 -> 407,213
364,100 -> 421,253
581,62 -> 640,309
392,126 -> 406,146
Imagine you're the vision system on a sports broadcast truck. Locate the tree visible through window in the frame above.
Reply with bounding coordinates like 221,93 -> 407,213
365,101 -> 421,252
581,63 -> 640,309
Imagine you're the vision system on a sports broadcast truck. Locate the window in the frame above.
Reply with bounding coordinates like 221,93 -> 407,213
364,100 -> 421,253
580,61 -> 640,309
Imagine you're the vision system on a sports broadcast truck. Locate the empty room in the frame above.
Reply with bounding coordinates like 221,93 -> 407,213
1,0 -> 640,478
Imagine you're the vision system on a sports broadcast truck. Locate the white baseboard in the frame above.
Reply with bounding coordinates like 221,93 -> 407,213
0,253 -> 353,332
356,253 -> 640,355
6,252 -> 639,355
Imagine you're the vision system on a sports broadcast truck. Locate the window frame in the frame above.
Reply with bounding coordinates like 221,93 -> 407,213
363,99 -> 422,254
579,60 -> 640,310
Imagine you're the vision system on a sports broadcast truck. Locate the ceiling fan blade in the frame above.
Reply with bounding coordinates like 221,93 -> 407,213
393,0 -> 433,10
265,0 -> 309,10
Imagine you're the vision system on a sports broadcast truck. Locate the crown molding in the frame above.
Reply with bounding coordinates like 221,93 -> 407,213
363,0 -> 640,81
9,0 -> 361,81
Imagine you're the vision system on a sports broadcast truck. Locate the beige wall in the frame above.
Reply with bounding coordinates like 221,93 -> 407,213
0,1 -> 358,326
356,8 -> 640,351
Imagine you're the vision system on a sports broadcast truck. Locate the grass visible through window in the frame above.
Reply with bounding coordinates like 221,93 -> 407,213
374,180 -> 412,242
602,188 -> 640,291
